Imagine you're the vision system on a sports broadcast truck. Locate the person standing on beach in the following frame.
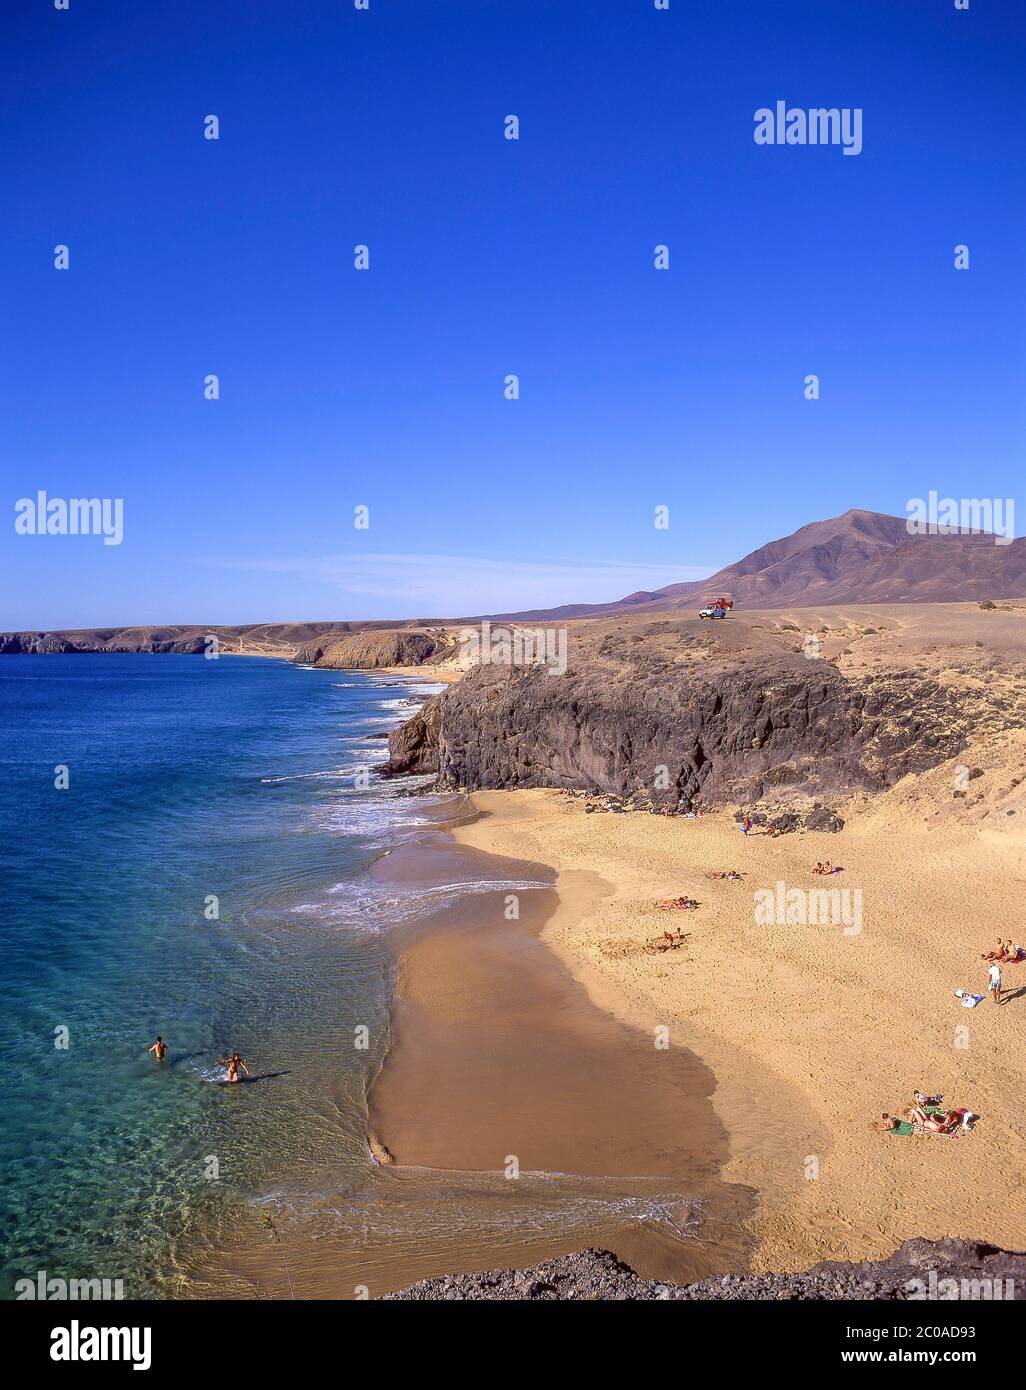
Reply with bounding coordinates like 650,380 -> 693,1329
987,961 -> 1002,1005
147,1036 -> 167,1061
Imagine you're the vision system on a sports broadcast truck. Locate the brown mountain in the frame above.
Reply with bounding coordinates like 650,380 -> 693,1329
482,508 -> 1026,620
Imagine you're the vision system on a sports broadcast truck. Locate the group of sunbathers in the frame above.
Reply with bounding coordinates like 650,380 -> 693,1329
705,869 -> 744,881
953,939 -> 1025,1009
981,938 -> 1025,964
657,895 -> 700,911
960,937 -> 1025,1007
811,862 -> 844,876
876,1090 -> 976,1136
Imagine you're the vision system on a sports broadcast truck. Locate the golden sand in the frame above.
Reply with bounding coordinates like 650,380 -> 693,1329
451,777 -> 1026,1272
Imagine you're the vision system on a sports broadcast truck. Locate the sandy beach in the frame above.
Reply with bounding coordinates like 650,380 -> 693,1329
450,779 -> 1026,1274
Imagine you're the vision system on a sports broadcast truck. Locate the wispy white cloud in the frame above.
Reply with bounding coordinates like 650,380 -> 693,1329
218,551 -> 713,615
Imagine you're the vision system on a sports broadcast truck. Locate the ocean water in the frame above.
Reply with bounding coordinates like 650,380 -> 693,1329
1,653 -> 751,1301
0,654 -> 450,1298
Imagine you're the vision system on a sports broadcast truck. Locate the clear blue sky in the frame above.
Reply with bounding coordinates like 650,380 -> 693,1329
3,0 -> 1023,628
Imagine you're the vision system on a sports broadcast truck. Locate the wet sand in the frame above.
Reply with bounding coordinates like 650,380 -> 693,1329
364,831 -> 757,1285
189,813 -> 758,1298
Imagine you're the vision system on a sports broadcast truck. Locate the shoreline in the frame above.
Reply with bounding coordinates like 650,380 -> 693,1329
450,789 -> 1026,1274
363,824 -> 756,1287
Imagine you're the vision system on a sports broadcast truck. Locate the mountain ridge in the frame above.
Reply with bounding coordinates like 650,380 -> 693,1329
4,508 -> 1025,651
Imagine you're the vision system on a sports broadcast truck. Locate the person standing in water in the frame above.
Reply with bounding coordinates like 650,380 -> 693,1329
218,1052 -> 251,1083
147,1036 -> 167,1061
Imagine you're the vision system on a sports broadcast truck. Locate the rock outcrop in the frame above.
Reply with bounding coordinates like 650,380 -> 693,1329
382,605 -> 1026,805
0,622 -> 359,657
306,630 -> 440,670
0,628 -> 211,654
382,695 -> 442,775
384,1239 -> 1026,1300
387,658 -> 973,806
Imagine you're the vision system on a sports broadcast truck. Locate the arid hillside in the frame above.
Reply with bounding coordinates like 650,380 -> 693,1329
477,510 -> 1026,620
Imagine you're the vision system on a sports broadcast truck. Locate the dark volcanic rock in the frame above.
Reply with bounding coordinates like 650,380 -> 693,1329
383,1240 -> 1026,1301
383,696 -> 442,775
400,648 -> 981,806
806,806 -> 845,832
0,629 -> 209,655
0,631 -> 80,654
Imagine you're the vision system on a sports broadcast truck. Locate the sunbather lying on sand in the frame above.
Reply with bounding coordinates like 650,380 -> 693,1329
812,862 -> 845,876
705,869 -> 745,881
919,1110 -> 965,1134
906,1104 -> 974,1133
645,928 -> 687,953
657,896 -> 700,910
879,1104 -> 976,1135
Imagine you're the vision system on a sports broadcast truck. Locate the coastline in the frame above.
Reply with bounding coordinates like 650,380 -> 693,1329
363,825 -> 756,1288
450,789 -> 1026,1274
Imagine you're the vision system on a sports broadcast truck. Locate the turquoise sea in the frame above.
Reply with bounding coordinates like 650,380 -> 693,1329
0,653 -> 449,1298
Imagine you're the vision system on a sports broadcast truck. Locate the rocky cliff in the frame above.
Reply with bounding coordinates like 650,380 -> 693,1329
302,629 -> 441,669
385,611 -> 1026,805
0,628 -> 212,654
0,621 -> 357,657
382,695 -> 443,775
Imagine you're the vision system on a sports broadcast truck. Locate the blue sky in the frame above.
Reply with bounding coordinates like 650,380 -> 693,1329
3,0 -> 1023,628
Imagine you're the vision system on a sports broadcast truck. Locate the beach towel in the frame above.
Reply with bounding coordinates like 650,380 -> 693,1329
954,989 -> 985,1008
888,1105 -> 940,1137
888,1120 -> 916,1137
887,1106 -> 971,1138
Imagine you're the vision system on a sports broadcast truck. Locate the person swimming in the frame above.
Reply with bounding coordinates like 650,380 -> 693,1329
147,1036 -> 167,1061
217,1051 -> 251,1083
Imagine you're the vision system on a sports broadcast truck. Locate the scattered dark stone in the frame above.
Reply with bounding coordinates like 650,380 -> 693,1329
383,1240 -> 1026,1301
806,806 -> 845,832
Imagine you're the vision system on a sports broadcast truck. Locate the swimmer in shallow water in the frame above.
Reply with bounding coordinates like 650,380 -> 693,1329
147,1036 -> 167,1062
217,1052 -> 251,1083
